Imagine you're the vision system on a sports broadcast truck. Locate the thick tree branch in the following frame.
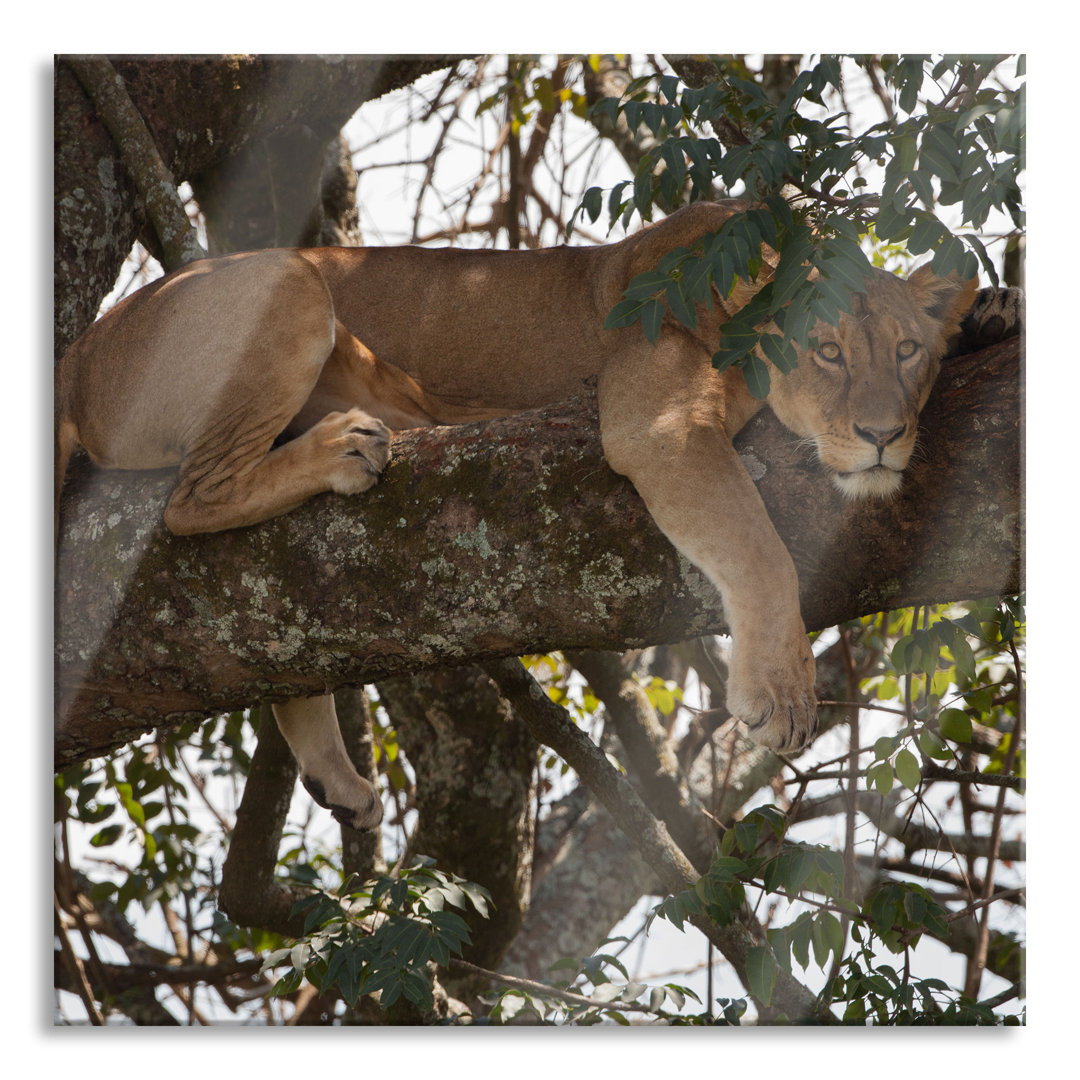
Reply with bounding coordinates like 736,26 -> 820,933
567,649 -> 706,859
216,707 -> 310,937
66,56 -> 205,270
376,667 -> 537,971
500,639 -> 855,982
54,338 -> 1020,768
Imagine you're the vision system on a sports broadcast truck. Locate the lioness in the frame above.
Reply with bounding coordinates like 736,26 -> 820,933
55,199 -> 994,831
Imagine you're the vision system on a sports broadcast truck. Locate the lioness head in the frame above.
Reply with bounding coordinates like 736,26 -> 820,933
764,265 -> 978,499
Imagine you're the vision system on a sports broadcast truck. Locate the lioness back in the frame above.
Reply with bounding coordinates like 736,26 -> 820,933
307,244 -> 615,411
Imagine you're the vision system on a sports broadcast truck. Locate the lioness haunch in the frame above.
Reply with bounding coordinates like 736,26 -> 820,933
57,200 -> 1009,830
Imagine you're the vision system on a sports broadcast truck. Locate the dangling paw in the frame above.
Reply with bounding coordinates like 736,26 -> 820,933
301,769 -> 384,831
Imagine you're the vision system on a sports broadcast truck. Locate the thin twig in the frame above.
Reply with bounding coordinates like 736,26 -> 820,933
449,958 -> 661,1015
946,887 -> 1025,925
963,640 -> 1023,999
54,894 -> 105,1025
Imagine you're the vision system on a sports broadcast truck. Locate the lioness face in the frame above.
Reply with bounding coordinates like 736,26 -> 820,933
764,267 -> 975,499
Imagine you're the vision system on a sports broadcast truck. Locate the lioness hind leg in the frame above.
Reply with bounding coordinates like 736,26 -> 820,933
272,695 -> 384,830
163,408 -> 390,535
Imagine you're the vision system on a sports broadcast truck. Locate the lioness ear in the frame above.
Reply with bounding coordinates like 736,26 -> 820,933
907,264 -> 979,330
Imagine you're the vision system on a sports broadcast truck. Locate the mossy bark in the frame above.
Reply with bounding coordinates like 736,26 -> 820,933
377,668 -> 537,975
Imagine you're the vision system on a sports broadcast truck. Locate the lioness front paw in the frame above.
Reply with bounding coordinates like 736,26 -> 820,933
727,643 -> 818,753
734,690 -> 818,753
316,409 -> 391,495
301,770 -> 384,831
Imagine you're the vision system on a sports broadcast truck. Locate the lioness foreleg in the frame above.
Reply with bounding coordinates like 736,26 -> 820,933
272,695 -> 384,830
598,337 -> 817,752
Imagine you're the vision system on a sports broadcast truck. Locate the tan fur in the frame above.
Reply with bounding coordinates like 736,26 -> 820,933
55,200 -> 978,827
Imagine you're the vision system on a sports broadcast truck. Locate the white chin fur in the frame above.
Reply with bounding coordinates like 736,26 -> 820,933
833,467 -> 903,500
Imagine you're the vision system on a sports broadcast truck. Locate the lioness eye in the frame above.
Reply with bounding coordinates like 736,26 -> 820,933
817,342 -> 843,364
897,339 -> 919,360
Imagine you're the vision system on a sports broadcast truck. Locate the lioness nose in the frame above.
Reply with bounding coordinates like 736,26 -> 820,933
854,423 -> 906,449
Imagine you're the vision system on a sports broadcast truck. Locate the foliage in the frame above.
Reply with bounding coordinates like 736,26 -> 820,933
572,54 -> 1023,396
485,951 -> 705,1025
644,596 -> 1024,1024
260,857 -> 492,1013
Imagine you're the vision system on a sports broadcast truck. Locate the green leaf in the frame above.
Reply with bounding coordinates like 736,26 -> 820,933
90,823 -> 124,847
894,748 -> 921,791
823,911 -> 846,959
930,234 -> 966,277
747,206 -> 779,251
790,915 -> 812,971
760,332 -> 798,374
813,273 -> 857,316
920,124 -> 961,182
640,298 -> 664,343
766,927 -> 792,975
902,888 -> 928,926
741,352 -> 772,399
950,633 -> 977,682
708,244 -> 737,298
820,237 -> 873,291
891,131 -> 919,173
773,293 -> 815,348
890,634 -> 915,673
868,761 -> 894,796
873,735 -> 897,761
745,945 -> 777,1007
938,708 -> 973,744
604,297 -> 648,330
907,216 -> 946,255
633,169 -> 653,220
622,269 -> 674,302
665,277 -> 697,330
681,253 -> 714,303
919,729 -> 951,761
734,818 -> 760,854
581,186 -> 603,224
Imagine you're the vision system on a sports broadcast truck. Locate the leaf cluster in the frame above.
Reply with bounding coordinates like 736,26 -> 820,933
54,720 -> 224,912
475,56 -> 589,131
260,856 -> 492,1014
828,908 -> 1020,1025
867,596 -> 1025,794
573,55 -> 1023,397
490,949 -> 702,1026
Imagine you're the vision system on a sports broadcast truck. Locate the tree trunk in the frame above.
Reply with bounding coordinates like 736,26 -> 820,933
54,55 -> 465,357
377,667 -> 537,973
